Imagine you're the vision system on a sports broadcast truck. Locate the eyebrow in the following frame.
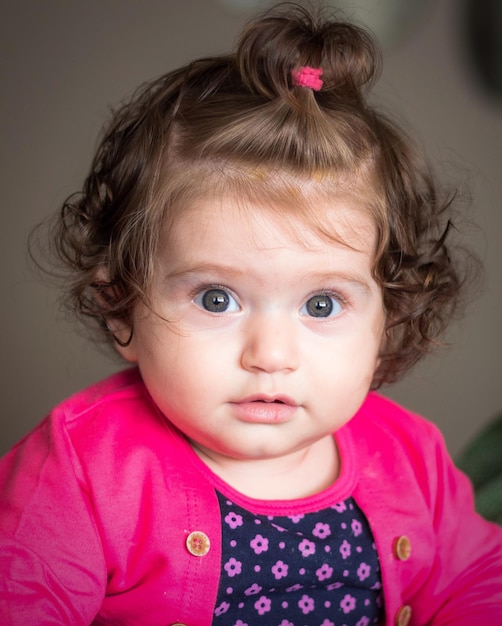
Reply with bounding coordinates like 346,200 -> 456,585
300,270 -> 372,292
164,263 -> 372,291
163,263 -> 246,281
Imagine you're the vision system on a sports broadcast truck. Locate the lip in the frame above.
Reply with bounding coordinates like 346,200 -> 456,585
230,395 -> 299,424
239,394 -> 297,405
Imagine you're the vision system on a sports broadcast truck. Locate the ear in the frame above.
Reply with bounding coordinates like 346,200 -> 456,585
93,267 -> 138,363
105,317 -> 138,363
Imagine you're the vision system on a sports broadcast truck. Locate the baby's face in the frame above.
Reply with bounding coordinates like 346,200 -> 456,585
118,194 -> 385,474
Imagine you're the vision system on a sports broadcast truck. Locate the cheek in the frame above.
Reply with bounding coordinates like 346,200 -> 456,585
314,326 -> 382,381
159,334 -> 228,389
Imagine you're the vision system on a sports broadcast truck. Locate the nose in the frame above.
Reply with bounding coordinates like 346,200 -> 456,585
240,313 -> 299,374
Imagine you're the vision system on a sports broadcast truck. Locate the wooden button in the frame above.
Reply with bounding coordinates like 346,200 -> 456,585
394,535 -> 411,561
170,623 -> 187,626
395,604 -> 412,626
186,530 -> 210,556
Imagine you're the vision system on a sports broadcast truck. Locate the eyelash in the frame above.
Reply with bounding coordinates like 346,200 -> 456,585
306,288 -> 348,305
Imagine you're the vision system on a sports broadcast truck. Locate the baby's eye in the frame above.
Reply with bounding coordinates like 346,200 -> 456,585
301,293 -> 343,318
194,288 -> 240,313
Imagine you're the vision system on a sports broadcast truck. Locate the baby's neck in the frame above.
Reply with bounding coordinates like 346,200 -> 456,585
192,435 -> 339,501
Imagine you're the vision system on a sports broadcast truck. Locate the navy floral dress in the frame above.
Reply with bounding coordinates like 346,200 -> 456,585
213,492 -> 383,626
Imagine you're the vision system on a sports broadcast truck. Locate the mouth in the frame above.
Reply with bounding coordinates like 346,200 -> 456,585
231,395 -> 298,423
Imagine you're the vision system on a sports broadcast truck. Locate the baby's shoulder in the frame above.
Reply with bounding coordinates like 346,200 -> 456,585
54,367 -> 146,422
48,367 -> 173,456
343,393 -> 458,502
349,392 -> 446,454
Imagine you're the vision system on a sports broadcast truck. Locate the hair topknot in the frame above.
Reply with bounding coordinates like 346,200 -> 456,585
34,2 -> 478,388
237,4 -> 380,104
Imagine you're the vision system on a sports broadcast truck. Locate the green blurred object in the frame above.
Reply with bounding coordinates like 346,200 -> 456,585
456,413 -> 502,525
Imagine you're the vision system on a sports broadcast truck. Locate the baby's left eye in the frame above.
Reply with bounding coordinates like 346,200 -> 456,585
300,294 -> 343,318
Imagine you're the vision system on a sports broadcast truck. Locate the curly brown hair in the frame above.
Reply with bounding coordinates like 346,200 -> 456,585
39,4 -> 477,387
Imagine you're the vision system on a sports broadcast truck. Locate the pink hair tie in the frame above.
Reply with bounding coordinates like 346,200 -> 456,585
292,66 -> 324,91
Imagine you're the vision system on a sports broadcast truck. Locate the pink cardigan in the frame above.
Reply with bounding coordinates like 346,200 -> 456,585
1,368 -> 501,625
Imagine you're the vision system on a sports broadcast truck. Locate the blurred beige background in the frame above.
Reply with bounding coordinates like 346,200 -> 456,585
1,0 -> 501,457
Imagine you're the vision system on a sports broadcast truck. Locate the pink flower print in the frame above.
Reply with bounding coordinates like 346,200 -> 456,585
339,539 -> 351,559
340,593 -> 356,614
316,563 -> 333,581
245,583 -> 262,596
351,519 -> 362,536
312,522 -> 331,539
298,538 -> 316,557
288,513 -> 305,523
286,583 -> 304,592
250,534 -> 269,554
271,559 -> 289,580
356,618 -> 370,626
224,511 -> 243,529
254,595 -> 271,615
214,601 -> 230,616
271,523 -> 287,532
279,621 -> 294,626
321,621 -> 335,626
357,562 -> 371,581
327,581 -> 344,590
224,557 -> 242,577
298,594 -> 315,614
332,501 -> 347,513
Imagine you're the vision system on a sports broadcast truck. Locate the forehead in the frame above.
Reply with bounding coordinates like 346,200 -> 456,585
162,191 -> 378,257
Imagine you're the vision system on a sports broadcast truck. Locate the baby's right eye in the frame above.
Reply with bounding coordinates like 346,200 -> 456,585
194,288 -> 240,313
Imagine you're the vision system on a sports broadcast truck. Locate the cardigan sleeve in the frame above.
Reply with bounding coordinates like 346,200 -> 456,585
0,370 -> 224,626
349,394 -> 502,625
418,425 -> 502,624
0,417 -> 107,625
